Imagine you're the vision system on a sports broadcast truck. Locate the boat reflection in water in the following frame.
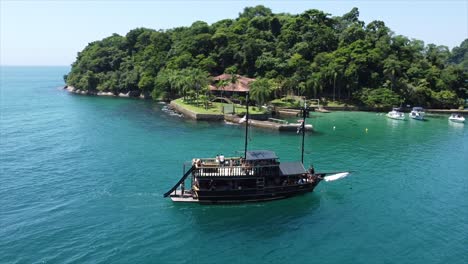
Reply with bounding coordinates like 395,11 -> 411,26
164,94 -> 350,204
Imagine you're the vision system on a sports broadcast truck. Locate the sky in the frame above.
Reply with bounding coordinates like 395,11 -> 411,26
1,0 -> 467,66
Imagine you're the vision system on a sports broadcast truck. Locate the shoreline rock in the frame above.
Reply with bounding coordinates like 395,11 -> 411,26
64,85 -> 152,100
97,91 -> 115,96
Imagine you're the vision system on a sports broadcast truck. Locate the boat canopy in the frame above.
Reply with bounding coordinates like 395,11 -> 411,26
246,150 -> 278,161
280,162 -> 306,176
392,107 -> 402,111
412,107 -> 424,111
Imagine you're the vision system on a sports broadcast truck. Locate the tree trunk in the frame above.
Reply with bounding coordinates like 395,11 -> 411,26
333,76 -> 336,101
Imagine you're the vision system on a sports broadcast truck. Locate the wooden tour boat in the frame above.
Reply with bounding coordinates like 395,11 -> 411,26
164,94 -> 350,204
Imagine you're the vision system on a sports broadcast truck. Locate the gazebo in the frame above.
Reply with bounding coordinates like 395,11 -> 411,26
209,74 -> 255,97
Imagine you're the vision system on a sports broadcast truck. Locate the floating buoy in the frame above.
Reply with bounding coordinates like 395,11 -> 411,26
365,128 -> 368,133
333,126 -> 336,130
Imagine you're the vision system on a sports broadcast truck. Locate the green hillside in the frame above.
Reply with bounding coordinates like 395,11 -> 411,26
65,6 -> 468,108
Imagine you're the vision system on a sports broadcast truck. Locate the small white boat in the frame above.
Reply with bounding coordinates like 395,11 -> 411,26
387,108 -> 405,120
448,113 -> 465,123
409,107 -> 425,120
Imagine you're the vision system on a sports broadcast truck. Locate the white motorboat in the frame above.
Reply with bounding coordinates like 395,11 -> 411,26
448,113 -> 465,123
387,108 -> 405,120
409,107 -> 425,120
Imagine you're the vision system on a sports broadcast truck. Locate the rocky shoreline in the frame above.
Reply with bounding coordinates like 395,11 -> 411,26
63,86 -> 152,99
64,85 -> 468,119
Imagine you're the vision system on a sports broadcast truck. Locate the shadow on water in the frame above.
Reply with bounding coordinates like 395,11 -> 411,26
172,194 -> 322,236
408,118 -> 429,122
426,113 -> 450,119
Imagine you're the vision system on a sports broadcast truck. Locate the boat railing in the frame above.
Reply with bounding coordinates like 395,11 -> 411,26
194,163 -> 279,177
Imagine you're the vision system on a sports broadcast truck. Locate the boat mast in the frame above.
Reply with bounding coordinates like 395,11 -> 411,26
244,92 -> 249,159
301,98 -> 306,164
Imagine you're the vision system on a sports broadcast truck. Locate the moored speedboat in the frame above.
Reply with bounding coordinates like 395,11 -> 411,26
386,108 -> 405,120
164,95 -> 350,204
409,107 -> 425,120
448,113 -> 465,123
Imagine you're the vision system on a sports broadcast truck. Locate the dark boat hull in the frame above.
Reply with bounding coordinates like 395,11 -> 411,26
195,181 -> 321,204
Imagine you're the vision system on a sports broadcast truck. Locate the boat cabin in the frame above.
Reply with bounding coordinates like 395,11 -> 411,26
191,150 -> 312,194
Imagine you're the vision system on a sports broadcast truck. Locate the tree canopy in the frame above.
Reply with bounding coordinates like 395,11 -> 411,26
66,5 -> 468,108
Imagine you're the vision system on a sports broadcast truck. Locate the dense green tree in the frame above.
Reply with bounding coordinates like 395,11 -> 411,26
186,68 -> 209,102
358,88 -> 401,108
250,78 -> 273,106
449,39 -> 468,70
66,6 -> 467,108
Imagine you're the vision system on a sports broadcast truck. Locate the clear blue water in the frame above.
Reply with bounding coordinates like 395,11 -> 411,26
1,66 -> 467,264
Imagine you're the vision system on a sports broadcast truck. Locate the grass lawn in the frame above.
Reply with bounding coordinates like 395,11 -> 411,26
325,100 -> 357,107
173,98 -> 265,115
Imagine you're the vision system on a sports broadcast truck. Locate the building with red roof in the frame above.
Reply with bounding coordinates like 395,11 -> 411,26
209,74 -> 255,95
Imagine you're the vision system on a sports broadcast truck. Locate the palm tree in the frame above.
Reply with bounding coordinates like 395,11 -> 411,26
383,55 -> 402,91
172,73 -> 187,100
229,73 -> 238,85
250,78 -> 273,106
187,68 -> 209,105
217,79 -> 230,98
309,72 -> 322,98
272,77 -> 285,98
166,69 -> 180,98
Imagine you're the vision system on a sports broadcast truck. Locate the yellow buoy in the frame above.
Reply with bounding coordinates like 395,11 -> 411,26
365,128 -> 368,133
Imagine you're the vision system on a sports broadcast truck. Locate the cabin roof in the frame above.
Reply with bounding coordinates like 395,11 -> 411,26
209,74 -> 255,92
246,150 -> 278,161
280,162 -> 306,175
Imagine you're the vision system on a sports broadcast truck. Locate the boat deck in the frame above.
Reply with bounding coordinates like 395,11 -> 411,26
169,191 -> 199,202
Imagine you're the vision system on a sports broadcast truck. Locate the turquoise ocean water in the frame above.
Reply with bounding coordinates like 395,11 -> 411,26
1,66 -> 467,264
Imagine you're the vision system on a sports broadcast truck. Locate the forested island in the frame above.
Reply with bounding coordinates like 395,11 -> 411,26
65,6 -> 468,109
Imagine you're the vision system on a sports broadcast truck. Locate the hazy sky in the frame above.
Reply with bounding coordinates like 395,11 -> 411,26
1,0 -> 467,66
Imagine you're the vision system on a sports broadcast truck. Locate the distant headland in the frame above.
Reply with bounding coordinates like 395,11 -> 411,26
64,5 -> 468,112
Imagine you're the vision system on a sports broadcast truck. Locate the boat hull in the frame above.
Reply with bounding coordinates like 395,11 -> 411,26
170,181 -> 322,204
410,115 -> 424,120
198,182 -> 320,204
409,111 -> 424,120
386,114 -> 405,120
449,118 -> 465,123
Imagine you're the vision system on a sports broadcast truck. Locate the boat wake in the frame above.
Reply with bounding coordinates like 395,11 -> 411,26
324,172 -> 350,182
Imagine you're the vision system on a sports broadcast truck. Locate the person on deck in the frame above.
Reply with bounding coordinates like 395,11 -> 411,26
309,165 -> 315,175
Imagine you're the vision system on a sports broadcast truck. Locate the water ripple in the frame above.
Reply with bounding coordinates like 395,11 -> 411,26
1,67 -> 467,264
